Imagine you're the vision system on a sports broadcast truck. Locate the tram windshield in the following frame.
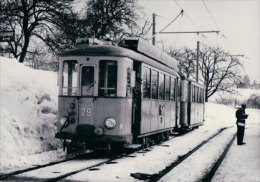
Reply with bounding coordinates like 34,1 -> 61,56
62,60 -> 78,95
99,60 -> 117,97
81,66 -> 95,96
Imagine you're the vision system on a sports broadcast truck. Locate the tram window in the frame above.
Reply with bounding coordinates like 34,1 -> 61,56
126,67 -> 131,97
170,77 -> 176,101
198,88 -> 201,103
193,86 -> 195,102
99,60 -> 117,97
202,89 -> 205,103
142,67 -> 151,98
200,88 -> 203,103
165,76 -> 170,100
159,73 -> 165,100
151,70 -> 158,99
81,66 -> 94,96
62,60 -> 78,96
194,86 -> 197,102
197,87 -> 200,103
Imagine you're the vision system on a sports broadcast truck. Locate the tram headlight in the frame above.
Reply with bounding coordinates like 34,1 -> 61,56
104,118 -> 117,129
59,116 -> 67,125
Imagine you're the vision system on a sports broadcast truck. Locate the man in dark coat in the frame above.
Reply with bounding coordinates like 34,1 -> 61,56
236,104 -> 248,145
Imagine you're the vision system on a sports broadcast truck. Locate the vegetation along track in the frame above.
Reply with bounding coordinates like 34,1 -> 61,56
130,127 -> 232,181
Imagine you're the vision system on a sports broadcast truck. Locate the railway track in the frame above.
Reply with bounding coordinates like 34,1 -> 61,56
131,127 -> 233,182
0,154 -> 82,180
200,133 -> 236,182
0,127 -> 187,181
0,147 -> 137,181
1,127 -> 233,182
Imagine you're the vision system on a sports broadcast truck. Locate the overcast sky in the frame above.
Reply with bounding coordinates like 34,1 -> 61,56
74,0 -> 260,82
139,0 -> 260,82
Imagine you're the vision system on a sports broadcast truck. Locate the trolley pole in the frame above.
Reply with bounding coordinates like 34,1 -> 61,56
152,13 -> 156,45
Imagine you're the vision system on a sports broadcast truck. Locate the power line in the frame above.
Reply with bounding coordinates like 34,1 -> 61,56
152,10 -> 184,38
201,0 -> 245,56
174,0 -> 200,31
173,0 -> 209,41
201,0 -> 220,30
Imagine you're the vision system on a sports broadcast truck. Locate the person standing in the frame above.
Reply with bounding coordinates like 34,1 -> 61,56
235,104 -> 248,145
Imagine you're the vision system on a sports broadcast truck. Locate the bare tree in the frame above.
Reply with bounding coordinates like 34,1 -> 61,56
80,0 -> 141,43
0,0 -> 75,63
168,47 -> 196,78
200,46 -> 242,101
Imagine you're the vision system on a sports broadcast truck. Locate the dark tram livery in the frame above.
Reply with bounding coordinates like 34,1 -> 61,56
55,38 -> 205,152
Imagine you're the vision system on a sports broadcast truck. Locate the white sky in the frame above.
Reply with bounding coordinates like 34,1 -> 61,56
139,0 -> 260,82
73,0 -> 260,82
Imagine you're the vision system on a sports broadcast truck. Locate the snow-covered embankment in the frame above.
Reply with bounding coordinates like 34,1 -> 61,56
0,57 -> 64,172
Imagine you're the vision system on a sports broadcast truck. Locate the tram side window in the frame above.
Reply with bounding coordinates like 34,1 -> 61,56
99,60 -> 117,97
151,70 -> 158,99
193,86 -> 196,102
198,88 -> 201,103
197,87 -> 200,103
200,88 -> 203,103
159,73 -> 165,100
142,67 -> 151,98
201,89 -> 205,103
171,77 -> 176,101
195,86 -> 198,103
165,75 -> 170,100
126,67 -> 131,97
62,60 -> 78,96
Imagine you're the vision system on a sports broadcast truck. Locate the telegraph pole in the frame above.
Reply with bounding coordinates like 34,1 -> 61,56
152,13 -> 156,45
155,28 -> 219,82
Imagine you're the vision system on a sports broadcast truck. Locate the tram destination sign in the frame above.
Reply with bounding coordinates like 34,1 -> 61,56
0,31 -> 15,42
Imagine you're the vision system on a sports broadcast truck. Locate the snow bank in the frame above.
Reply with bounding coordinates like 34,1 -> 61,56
0,56 -> 63,172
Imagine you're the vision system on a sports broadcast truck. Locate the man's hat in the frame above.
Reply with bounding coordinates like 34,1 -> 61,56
241,104 -> 246,109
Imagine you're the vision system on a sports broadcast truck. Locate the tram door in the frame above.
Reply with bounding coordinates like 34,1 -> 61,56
78,65 -> 96,126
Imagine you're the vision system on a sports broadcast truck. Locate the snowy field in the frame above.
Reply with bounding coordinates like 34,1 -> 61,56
0,56 -> 259,181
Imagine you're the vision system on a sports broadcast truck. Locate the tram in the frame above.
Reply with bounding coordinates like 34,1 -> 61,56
55,37 -> 205,152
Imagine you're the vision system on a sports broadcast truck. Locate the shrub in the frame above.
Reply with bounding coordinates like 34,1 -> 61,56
246,94 -> 260,109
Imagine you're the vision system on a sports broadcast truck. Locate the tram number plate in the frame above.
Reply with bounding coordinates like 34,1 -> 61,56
81,108 -> 92,117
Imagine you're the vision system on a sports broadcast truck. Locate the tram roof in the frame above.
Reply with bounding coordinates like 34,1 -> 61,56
60,38 -> 178,72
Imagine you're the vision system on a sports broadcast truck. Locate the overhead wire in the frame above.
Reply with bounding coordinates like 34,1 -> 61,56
201,0 -> 220,30
201,0 -> 246,57
152,10 -> 184,39
173,0 -> 209,43
174,0 -> 201,32
173,14 -> 183,49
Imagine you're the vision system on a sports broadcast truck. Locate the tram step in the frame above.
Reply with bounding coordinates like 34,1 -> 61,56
126,144 -> 142,149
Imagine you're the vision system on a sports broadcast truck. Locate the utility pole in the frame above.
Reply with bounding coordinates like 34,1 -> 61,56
152,13 -> 156,45
156,30 -> 219,83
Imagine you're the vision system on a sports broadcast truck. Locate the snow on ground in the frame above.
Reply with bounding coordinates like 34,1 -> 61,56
61,104 -> 259,182
0,56 -> 64,173
0,56 -> 259,182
